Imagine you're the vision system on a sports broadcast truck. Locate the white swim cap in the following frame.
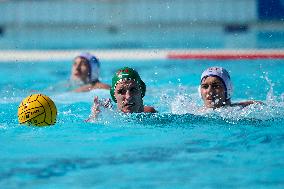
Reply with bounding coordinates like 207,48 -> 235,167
77,52 -> 100,82
200,67 -> 233,99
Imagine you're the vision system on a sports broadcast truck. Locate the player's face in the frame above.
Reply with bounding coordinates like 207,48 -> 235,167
114,80 -> 144,113
71,57 -> 90,83
200,76 -> 226,108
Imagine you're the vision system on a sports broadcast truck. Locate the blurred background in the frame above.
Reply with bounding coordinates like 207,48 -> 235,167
0,0 -> 283,50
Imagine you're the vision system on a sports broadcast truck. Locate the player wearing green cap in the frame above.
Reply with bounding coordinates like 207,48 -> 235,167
89,67 -> 156,120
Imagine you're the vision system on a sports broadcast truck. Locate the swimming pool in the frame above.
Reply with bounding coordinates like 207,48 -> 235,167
0,58 -> 284,188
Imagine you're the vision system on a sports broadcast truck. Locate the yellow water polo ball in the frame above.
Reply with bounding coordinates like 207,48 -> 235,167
18,94 -> 57,126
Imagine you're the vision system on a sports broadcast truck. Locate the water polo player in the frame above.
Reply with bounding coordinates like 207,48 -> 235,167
199,66 -> 263,109
89,67 -> 156,120
71,52 -> 110,92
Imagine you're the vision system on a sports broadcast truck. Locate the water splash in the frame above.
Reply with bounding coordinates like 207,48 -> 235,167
263,72 -> 277,104
171,94 -> 199,114
169,84 -> 284,125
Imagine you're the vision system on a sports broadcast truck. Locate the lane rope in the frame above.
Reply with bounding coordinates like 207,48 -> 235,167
0,49 -> 284,62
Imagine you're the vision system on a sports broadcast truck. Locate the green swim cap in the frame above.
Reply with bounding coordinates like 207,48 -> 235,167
110,67 -> 146,102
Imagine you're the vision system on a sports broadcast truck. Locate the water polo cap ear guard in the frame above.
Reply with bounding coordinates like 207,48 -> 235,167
110,67 -> 146,103
199,67 -> 233,100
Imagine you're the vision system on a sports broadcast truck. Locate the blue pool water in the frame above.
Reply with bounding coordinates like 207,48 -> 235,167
0,59 -> 284,188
